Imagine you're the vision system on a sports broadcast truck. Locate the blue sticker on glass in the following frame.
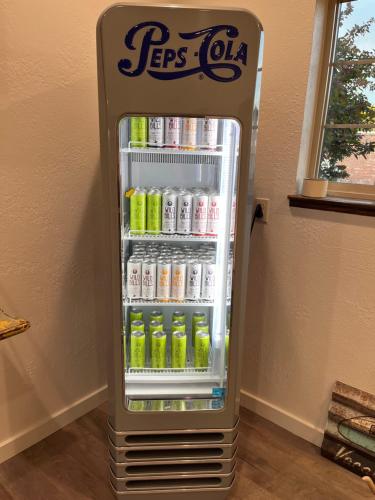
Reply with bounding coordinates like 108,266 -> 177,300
212,387 -> 225,398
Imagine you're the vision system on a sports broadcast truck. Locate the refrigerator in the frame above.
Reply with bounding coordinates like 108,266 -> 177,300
97,3 -> 263,499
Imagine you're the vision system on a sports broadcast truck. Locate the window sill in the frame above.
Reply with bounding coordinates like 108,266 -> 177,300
288,195 -> 375,217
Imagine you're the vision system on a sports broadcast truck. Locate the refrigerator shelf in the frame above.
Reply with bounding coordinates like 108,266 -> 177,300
124,298 -> 231,307
123,226 -> 233,242
125,380 -> 221,399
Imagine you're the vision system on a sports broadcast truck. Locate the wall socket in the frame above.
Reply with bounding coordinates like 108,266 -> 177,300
255,197 -> 270,223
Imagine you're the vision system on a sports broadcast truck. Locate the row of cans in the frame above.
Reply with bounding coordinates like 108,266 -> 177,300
127,245 -> 217,301
130,117 -> 219,149
128,399 -> 220,412
129,186 -> 236,236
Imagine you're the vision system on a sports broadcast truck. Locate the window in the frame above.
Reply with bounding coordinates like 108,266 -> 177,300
311,0 -> 375,199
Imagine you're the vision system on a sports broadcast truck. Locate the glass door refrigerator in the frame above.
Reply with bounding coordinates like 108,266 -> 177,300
97,4 -> 263,499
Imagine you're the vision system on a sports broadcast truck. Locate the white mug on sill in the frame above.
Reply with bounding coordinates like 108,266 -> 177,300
302,178 -> 328,198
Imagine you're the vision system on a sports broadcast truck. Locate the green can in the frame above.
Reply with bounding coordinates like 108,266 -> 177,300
151,330 -> 167,368
225,330 -> 230,365
130,308 -> 143,322
130,330 -> 146,368
151,400 -> 164,411
194,331 -> 210,368
123,335 -> 127,368
192,399 -> 207,411
130,188 -> 146,234
130,117 -> 147,148
171,320 -> 186,333
171,399 -> 186,411
172,310 -> 186,323
193,320 -> 209,346
149,320 -> 163,348
171,331 -> 187,368
130,320 -> 145,332
128,400 -> 146,412
192,312 -> 206,345
150,310 -> 163,323
147,188 -> 162,234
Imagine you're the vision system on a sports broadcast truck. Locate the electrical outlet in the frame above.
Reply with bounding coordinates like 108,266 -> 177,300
255,197 -> 270,223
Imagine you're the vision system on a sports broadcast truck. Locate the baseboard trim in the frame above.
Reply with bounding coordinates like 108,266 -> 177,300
0,385 -> 108,464
240,389 -> 324,447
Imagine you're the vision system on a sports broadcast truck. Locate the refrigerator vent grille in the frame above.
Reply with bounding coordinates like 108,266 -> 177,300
125,462 -> 223,475
126,477 -> 222,490
125,447 -> 224,460
128,151 -> 221,165
125,432 -> 225,445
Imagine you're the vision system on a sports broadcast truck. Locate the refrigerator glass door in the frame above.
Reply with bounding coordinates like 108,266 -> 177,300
119,116 -> 240,412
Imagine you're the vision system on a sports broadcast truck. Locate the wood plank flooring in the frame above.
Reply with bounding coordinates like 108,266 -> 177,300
0,405 -> 371,499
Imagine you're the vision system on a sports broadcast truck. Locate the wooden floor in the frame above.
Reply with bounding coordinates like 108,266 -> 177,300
0,405 -> 371,499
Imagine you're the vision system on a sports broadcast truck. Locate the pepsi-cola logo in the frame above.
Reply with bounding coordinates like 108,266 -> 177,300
118,22 -> 247,83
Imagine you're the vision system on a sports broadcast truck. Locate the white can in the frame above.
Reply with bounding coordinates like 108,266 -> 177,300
226,258 -> 233,299
185,260 -> 202,300
230,195 -> 237,235
162,190 -> 177,233
157,260 -> 171,300
148,117 -> 164,147
202,118 -> 218,149
201,261 -> 216,301
181,117 -> 197,149
141,260 -> 156,300
177,191 -> 192,234
192,192 -> 208,235
127,258 -> 142,299
165,117 -> 181,147
207,193 -> 221,235
171,260 -> 186,300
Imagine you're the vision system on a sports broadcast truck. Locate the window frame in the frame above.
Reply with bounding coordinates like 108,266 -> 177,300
308,0 -> 375,200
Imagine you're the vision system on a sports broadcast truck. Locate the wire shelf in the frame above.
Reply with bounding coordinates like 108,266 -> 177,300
124,298 -> 218,307
120,143 -> 223,165
123,227 -> 220,242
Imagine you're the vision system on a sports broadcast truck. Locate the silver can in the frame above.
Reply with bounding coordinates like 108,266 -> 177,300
201,260 -> 216,301
207,193 -> 221,235
148,117 -> 164,147
141,260 -> 156,300
127,258 -> 142,299
185,260 -> 202,300
227,257 -> 233,299
181,117 -> 197,150
202,118 -> 219,149
165,117 -> 181,147
171,260 -> 186,300
192,192 -> 208,235
177,190 -> 193,234
162,189 -> 177,234
156,259 -> 171,300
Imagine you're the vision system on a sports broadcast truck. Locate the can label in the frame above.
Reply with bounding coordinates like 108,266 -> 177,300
201,262 -> 216,301
192,194 -> 208,234
194,331 -> 210,368
162,191 -> 177,233
177,192 -> 192,234
186,262 -> 202,300
147,189 -> 162,234
171,261 -> 186,300
171,331 -> 187,368
151,331 -> 167,368
141,261 -> 156,300
157,261 -> 171,299
165,117 -> 181,147
130,330 -> 146,368
130,189 -> 146,234
202,118 -> 219,149
148,117 -> 164,147
181,118 -> 197,149
130,117 -> 147,148
207,194 -> 221,235
127,260 -> 141,298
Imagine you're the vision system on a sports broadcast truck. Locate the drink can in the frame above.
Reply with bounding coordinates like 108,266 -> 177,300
171,400 -> 186,411
151,330 -> 167,368
192,311 -> 206,336
171,320 -> 186,333
176,191 -> 192,234
130,117 -> 147,148
123,335 -> 127,367
171,331 -> 187,368
162,190 -> 177,234
130,330 -> 146,368
130,320 -> 145,332
227,258 -> 233,299
130,188 -> 146,234
127,259 -> 142,298
157,260 -> 171,300
225,330 -> 230,365
150,310 -> 163,323
165,117 -> 181,147
149,319 -> 163,348
195,331 -> 210,368
141,260 -> 156,300
201,261 -> 216,301
230,195 -> 237,235
195,321 -> 209,333
148,117 -> 164,147
147,188 -> 162,234
207,194 -> 221,235
192,192 -> 208,235
181,117 -> 197,150
185,261 -> 202,300
171,260 -> 186,300
202,118 -> 219,149
172,311 -> 186,323
128,400 -> 146,411
151,400 -> 164,411
130,308 -> 143,323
